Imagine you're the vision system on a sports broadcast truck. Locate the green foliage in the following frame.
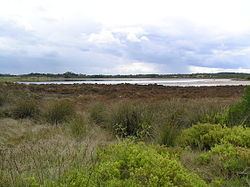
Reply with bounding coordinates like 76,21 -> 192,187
94,140 -> 207,187
12,99 -> 39,119
199,143 -> 250,179
177,124 -> 223,150
55,168 -> 96,187
110,103 -> 153,139
45,100 -> 75,125
16,141 -> 207,187
177,124 -> 250,150
227,86 -> 250,127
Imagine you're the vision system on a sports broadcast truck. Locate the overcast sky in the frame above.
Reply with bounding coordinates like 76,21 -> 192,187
0,0 -> 250,74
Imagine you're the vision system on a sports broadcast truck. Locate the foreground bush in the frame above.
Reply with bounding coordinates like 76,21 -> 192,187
12,99 -> 39,119
45,100 -> 75,125
199,143 -> 250,180
110,103 -> 153,139
96,140 -> 207,186
177,124 -> 250,150
227,86 -> 250,127
41,140 -> 207,186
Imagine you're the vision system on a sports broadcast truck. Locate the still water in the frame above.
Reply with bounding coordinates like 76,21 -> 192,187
18,78 -> 250,87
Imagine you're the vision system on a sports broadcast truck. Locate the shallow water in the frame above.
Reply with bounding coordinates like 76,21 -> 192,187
18,78 -> 250,87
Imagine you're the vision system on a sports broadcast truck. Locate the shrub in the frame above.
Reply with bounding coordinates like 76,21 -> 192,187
45,100 -> 75,125
110,102 -> 153,139
227,86 -> 250,127
94,140 -> 207,186
177,124 -> 223,150
66,115 -> 88,139
199,143 -> 250,178
20,141 -> 207,186
89,102 -> 107,126
177,124 -> 250,150
12,99 -> 39,119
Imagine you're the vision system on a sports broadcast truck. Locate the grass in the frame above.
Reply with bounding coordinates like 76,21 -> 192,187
0,118 -> 112,187
109,102 -> 153,139
45,100 -> 75,125
12,99 -> 39,119
0,94 -> 5,107
89,102 -> 107,126
0,83 -> 249,186
66,114 -> 88,139
227,86 -> 250,127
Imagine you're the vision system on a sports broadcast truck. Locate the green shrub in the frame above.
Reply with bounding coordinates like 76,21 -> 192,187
89,102 -> 107,126
12,99 -> 39,119
20,141 -> 207,187
45,100 -> 75,125
177,124 -> 223,150
54,168 -> 96,187
177,124 -> 250,150
227,86 -> 250,127
199,143 -> 250,178
66,115 -> 88,139
110,103 -> 153,139
95,140 -> 207,186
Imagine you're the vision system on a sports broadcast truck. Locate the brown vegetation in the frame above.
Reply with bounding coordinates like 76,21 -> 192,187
0,82 -> 244,100
0,82 -> 249,186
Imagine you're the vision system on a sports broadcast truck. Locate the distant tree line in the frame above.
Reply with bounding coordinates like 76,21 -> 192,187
0,72 -> 250,79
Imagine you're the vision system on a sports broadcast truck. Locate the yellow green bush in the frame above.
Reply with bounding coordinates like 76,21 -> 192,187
94,140 -> 207,187
32,140 -> 207,186
199,143 -> 250,179
177,124 -> 250,150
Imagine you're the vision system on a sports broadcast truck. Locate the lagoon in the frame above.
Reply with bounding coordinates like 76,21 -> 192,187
18,78 -> 250,87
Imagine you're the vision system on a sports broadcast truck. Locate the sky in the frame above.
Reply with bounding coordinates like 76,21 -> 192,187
0,0 -> 250,74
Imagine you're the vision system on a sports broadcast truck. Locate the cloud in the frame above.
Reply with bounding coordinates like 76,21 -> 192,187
0,0 -> 250,74
87,30 -> 120,44
189,66 -> 250,74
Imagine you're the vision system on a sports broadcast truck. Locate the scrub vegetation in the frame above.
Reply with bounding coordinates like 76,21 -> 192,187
0,82 -> 249,187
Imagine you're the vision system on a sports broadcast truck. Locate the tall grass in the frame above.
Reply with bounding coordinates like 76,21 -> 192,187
45,100 -> 75,125
0,118 -> 106,187
146,99 -> 229,146
96,98 -> 231,145
227,86 -> 250,127
89,102 -> 107,126
0,138 -> 89,186
109,102 -> 153,140
0,94 -> 5,107
66,114 -> 88,139
12,99 -> 39,119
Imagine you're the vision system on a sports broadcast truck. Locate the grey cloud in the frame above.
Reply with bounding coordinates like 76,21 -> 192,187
1,18 -> 250,74
84,24 -> 250,72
